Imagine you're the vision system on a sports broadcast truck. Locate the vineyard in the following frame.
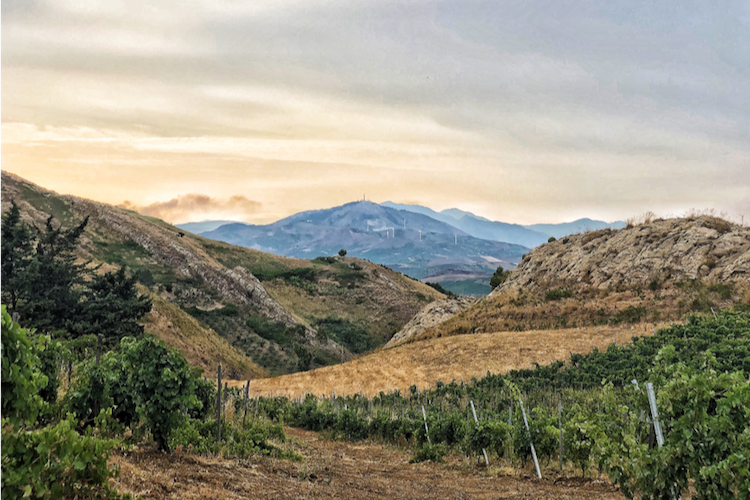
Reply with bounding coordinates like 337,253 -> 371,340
236,310 -> 750,499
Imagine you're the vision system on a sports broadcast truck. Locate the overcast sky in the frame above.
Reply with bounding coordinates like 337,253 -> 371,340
2,0 -> 749,225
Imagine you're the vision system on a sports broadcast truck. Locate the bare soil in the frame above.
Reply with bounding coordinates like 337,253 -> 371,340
112,427 -> 625,500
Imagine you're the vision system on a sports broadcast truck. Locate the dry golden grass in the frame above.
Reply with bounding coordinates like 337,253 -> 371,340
231,323 -> 659,397
144,292 -> 267,380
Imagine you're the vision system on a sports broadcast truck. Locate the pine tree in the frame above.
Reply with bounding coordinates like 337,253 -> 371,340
1,202 -> 33,313
70,267 -> 152,347
19,214 -> 90,332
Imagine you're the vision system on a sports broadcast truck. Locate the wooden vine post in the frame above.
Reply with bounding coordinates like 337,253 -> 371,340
242,380 -> 250,428
470,400 -> 489,466
421,405 -> 431,445
519,398 -> 542,479
216,363 -> 222,442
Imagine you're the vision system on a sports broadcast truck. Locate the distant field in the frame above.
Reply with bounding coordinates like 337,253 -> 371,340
232,323 -> 659,397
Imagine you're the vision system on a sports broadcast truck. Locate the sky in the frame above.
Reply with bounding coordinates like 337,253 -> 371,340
2,0 -> 749,225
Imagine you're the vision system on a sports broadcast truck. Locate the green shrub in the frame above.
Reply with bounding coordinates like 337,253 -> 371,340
1,412 -> 126,500
312,317 -> 376,354
548,236 -> 556,243
490,266 -> 510,290
545,288 -> 573,301
190,374 -> 216,420
169,417 -> 294,459
1,306 -> 48,427
611,305 -> 646,324
246,316 -> 306,346
121,336 -> 200,451
66,353 -> 138,429
410,443 -> 447,463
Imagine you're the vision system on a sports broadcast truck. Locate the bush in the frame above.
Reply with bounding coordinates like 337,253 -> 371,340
35,336 -> 63,406
66,353 -> 138,429
548,236 -> 556,242
545,288 -> 573,301
121,336 -> 200,451
169,417 -> 291,459
490,266 -> 510,290
410,443 -> 447,463
338,249 -> 347,257
1,306 -> 48,427
611,306 -> 646,324
1,413 -> 126,500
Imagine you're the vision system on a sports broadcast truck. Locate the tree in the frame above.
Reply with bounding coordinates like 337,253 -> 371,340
338,249 -> 347,257
1,204 -> 151,345
295,343 -> 313,371
1,202 -> 33,313
27,215 -> 90,334
69,266 -> 152,347
490,266 -> 509,290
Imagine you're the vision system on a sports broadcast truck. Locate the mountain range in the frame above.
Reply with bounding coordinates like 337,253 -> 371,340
184,201 -> 624,294
198,201 -> 528,281
381,202 -> 625,246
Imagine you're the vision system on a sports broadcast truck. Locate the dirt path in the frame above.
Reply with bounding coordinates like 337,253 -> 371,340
112,427 -> 625,500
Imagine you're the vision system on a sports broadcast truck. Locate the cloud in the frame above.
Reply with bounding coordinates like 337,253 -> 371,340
120,194 -> 262,224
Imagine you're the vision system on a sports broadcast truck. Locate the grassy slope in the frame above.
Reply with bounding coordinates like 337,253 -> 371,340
233,323 -> 653,397
143,292 -> 267,379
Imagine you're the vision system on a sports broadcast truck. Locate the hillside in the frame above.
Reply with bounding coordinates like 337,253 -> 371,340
412,215 -> 750,343
199,201 -> 528,282
235,323 -> 647,398
1,171 -> 443,376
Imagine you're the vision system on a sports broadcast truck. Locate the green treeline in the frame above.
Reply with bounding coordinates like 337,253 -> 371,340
1,201 -> 151,347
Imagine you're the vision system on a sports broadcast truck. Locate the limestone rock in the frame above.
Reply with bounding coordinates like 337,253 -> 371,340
385,296 -> 477,348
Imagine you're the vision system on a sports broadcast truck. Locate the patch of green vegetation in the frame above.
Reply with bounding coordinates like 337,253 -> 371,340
95,239 -> 150,265
313,256 -> 337,264
425,282 -> 456,297
611,305 -> 646,324
201,242 -> 291,277
709,283 -> 733,299
313,317 -> 378,354
246,315 -> 306,347
545,287 -> 573,301
17,184 -> 76,225
440,279 -> 491,297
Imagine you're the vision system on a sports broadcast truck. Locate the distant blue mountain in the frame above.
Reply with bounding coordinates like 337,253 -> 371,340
381,202 -> 625,245
199,201 -> 528,280
177,220 -> 239,234
524,219 -> 626,239
381,202 -> 549,247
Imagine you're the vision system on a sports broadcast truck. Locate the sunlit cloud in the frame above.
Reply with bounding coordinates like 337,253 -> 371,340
119,194 -> 262,224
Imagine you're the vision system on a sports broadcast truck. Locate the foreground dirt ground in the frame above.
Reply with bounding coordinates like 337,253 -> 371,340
231,323 -> 657,398
112,427 -> 625,500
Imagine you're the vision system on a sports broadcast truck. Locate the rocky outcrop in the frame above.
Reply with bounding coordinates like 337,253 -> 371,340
495,216 -> 750,295
385,296 -> 477,348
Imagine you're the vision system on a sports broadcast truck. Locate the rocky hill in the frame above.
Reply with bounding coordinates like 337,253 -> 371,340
408,215 -> 750,342
384,296 -> 477,348
1,171 -> 443,376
